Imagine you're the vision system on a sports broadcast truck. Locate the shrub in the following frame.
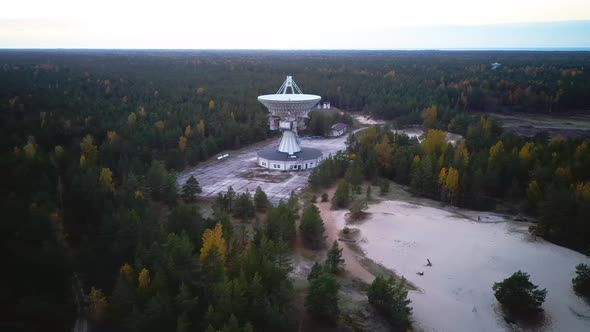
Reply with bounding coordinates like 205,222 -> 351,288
379,180 -> 390,196
321,193 -> 329,202
349,200 -> 368,220
493,271 -> 547,316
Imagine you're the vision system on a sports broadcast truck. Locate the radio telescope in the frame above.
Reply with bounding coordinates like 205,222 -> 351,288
257,76 -> 323,171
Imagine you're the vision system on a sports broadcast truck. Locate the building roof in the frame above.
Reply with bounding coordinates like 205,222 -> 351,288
331,123 -> 348,131
257,147 -> 323,162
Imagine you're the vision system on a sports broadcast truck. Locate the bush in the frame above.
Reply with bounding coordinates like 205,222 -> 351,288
349,200 -> 368,220
305,273 -> 340,323
572,263 -> 590,297
493,271 -> 547,316
321,193 -> 329,202
310,195 -> 317,203
368,276 -> 412,330
379,180 -> 390,196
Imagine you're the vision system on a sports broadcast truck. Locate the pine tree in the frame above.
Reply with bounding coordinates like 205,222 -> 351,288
307,262 -> 324,281
332,181 -> 351,209
254,186 -> 269,211
325,241 -> 345,274
305,273 -> 340,323
182,176 -> 201,202
368,276 -> 412,330
300,205 -> 326,249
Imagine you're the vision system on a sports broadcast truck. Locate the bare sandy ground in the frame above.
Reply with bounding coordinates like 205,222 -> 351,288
314,187 -> 375,284
352,200 -> 590,332
355,115 -> 385,125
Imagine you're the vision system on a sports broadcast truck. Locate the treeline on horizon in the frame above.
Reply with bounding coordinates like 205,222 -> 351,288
1,50 -> 589,331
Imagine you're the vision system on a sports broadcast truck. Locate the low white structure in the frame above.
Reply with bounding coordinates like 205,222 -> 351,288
329,123 -> 348,137
257,148 -> 323,171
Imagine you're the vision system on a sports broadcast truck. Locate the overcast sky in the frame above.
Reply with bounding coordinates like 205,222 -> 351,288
1,0 -> 589,49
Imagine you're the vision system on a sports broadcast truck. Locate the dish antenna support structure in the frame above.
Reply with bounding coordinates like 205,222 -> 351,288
256,76 -> 323,171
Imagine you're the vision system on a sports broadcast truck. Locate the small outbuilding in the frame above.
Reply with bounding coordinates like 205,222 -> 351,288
329,123 -> 348,137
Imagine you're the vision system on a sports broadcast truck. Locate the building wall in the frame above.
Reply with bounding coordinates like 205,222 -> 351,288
258,156 -> 322,171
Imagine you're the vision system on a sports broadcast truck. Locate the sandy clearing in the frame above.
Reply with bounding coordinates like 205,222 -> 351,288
356,200 -> 590,332
315,187 -> 375,284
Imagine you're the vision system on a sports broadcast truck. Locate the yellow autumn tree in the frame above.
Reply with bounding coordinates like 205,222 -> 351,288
80,134 -> 98,165
137,106 -> 147,118
120,263 -> 134,282
555,167 -> 573,181
184,125 -> 193,138
88,287 -> 108,322
575,142 -> 589,161
54,145 -> 65,159
23,142 -> 37,158
375,135 -> 394,170
196,87 -> 206,95
444,167 -> 460,195
200,223 -> 226,264
80,155 -> 87,167
518,142 -> 535,164
179,136 -> 188,152
438,167 -> 448,184
134,190 -> 144,199
138,268 -> 151,289
197,119 -> 206,136
422,105 -> 438,129
99,168 -> 115,192
422,129 -> 447,156
454,143 -> 470,167
575,182 -> 590,201
128,112 -> 137,126
550,135 -> 564,149
527,180 -> 542,205
209,99 -> 216,110
489,141 -> 505,162
155,120 -> 165,131
107,130 -> 120,143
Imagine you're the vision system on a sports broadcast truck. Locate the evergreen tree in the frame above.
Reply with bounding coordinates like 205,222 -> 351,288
307,262 -> 324,281
572,263 -> 590,298
299,205 -> 326,249
368,276 -> 412,330
305,273 -> 340,323
332,181 -> 352,209
233,191 -> 255,220
254,186 -> 269,211
325,241 -> 345,274
493,271 -> 547,316
181,176 -> 201,202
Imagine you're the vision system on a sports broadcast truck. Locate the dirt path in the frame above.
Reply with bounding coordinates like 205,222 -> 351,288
315,187 -> 375,284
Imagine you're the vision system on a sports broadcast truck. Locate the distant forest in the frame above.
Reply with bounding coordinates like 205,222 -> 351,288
1,50 -> 589,332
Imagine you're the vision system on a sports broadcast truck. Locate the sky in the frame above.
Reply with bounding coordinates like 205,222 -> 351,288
1,0 -> 590,49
